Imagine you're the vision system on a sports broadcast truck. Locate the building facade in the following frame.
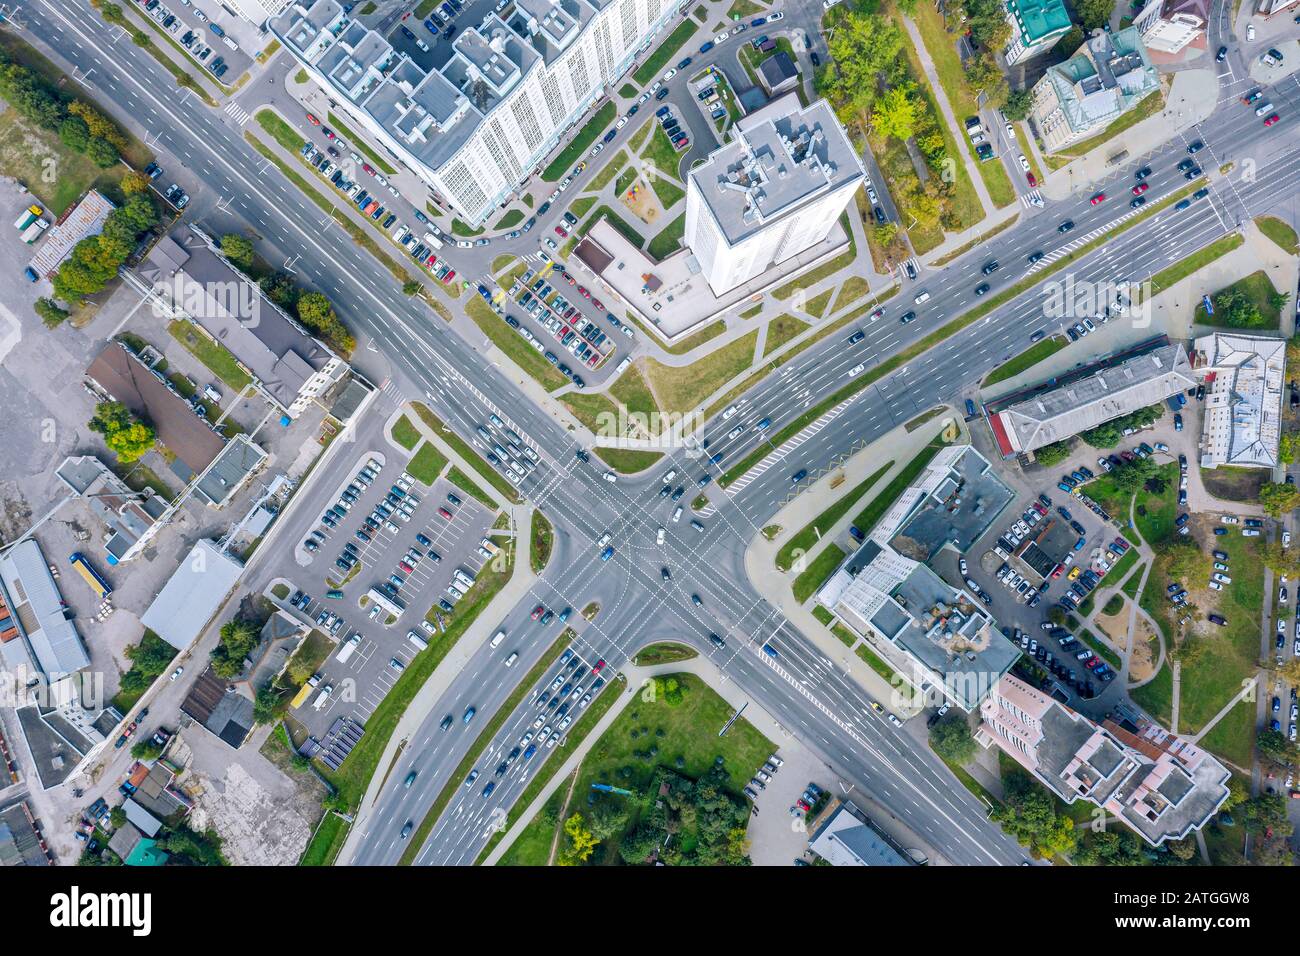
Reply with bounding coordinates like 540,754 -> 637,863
1132,0 -> 1210,54
1003,0 -> 1072,65
1029,27 -> 1160,152
271,0 -> 682,225
684,96 -> 863,296
977,674 -> 1229,845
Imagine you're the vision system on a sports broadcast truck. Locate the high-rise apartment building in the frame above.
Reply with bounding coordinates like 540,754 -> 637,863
683,96 -> 863,296
271,0 -> 681,224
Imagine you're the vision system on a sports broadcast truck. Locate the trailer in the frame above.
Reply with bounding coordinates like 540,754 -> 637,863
14,205 -> 42,231
69,552 -> 112,600
19,219 -> 47,244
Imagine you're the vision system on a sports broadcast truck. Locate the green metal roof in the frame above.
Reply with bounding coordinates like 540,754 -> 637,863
1005,0 -> 1072,44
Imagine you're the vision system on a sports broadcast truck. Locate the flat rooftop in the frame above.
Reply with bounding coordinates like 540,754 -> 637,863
688,97 -> 863,248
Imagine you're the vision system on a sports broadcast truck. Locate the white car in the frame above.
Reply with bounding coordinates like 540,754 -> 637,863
603,471 -> 617,483
616,116 -> 629,129
638,91 -> 650,104
714,31 -> 729,43
722,404 -> 739,419
1285,531 -> 1293,548
1247,23 -> 1256,40
656,526 -> 665,546
170,666 -> 184,681
1018,154 -> 1030,172
768,11 -> 784,20
662,68 -> 677,81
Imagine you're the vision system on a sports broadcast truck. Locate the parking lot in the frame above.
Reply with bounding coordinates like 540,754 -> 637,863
130,0 -> 254,82
287,448 -> 497,733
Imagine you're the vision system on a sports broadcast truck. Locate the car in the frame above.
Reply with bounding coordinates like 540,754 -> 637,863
900,311 -> 917,324
1130,196 -> 1146,209
1216,46 -> 1227,61
974,283 -> 990,297
400,821 -> 414,839
1187,140 -> 1204,154
982,260 -> 999,276
404,770 -> 418,789
791,469 -> 808,483
1089,192 -> 1105,205
306,112 -> 321,125
481,782 -> 496,797
1027,251 -> 1043,264
170,666 -> 184,681
1265,114 -> 1280,127
1058,220 -> 1074,233
1131,182 -> 1148,196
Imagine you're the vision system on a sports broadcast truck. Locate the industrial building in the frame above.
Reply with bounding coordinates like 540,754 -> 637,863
54,456 -> 169,564
985,339 -> 1195,458
271,0 -> 684,225
1029,27 -> 1160,152
139,540 -> 245,652
815,445 -> 1019,711
0,540 -> 90,678
977,674 -> 1230,845
27,190 -> 115,280
1193,331 -> 1284,470
684,96 -> 864,295
126,227 -> 349,420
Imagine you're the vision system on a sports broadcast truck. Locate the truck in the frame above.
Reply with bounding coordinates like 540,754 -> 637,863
14,205 -> 42,231
312,684 -> 334,710
335,634 -> 361,663
20,219 -> 47,244
423,231 -> 444,250
407,630 -> 429,651
290,674 -> 321,709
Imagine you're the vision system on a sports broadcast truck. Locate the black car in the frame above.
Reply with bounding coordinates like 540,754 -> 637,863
671,486 -> 685,501
873,206 -> 886,224
900,311 -> 917,324
1184,166 -> 1202,180
1216,46 -> 1227,62
1192,188 -> 1209,200
810,51 -> 821,67
677,57 -> 692,69
982,260 -> 999,275
847,330 -> 865,344
1027,251 -> 1043,264
1130,196 -> 1146,208
1058,220 -> 1074,233
1135,166 -> 1152,180
974,283 -> 990,296
661,567 -> 671,581
1177,158 -> 1194,171
1187,140 -> 1204,154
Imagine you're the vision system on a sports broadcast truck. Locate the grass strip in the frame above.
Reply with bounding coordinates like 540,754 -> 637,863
447,465 -> 498,511
1148,232 -> 1243,294
793,544 -> 847,604
412,403 -> 522,504
982,335 -> 1067,387
633,18 -> 699,85
775,461 -> 894,571
543,102 -> 617,181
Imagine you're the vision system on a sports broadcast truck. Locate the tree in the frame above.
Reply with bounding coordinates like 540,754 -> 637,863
1077,0 -> 1115,30
88,401 -> 155,463
59,116 -> 89,152
871,85 -> 918,141
1003,89 -> 1032,122
557,813 -> 599,865
929,711 -> 976,763
86,136 -> 120,168
618,821 -> 660,864
34,297 -> 70,327
131,737 -> 164,761
402,279 -> 422,296
1167,837 -> 1197,861
1256,728 -> 1298,767
220,233 -> 255,270
1260,482 -> 1300,518
1240,793 -> 1293,837
211,617 -> 259,679
109,806 -> 127,830
990,774 -> 1077,859
587,799 -> 629,841
1112,456 -> 1158,493
1280,431 -> 1300,465
1259,539 -> 1300,579
1160,535 -> 1208,582
1056,25 -> 1084,56
1073,828 -> 1144,866
1214,286 -> 1267,329
1035,441 -> 1072,469
121,170 -> 151,196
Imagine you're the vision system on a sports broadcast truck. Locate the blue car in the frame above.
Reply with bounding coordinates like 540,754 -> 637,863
699,41 -> 714,52
601,546 -> 614,561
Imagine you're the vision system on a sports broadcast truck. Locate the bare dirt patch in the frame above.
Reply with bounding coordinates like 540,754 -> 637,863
1127,619 -> 1158,682
619,178 -> 661,225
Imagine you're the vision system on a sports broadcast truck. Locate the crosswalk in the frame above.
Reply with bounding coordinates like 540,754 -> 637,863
723,394 -> 860,496
224,101 -> 251,126
378,379 -> 406,410
1019,189 -> 1044,208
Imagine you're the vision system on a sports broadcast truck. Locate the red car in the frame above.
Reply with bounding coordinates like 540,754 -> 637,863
437,507 -> 453,520
578,286 -> 590,299
362,163 -> 376,175
1265,113 -> 1280,126
591,658 -> 606,674
1026,172 -> 1038,187
1051,564 -> 1065,579
531,605 -> 544,620
1131,182 -> 1148,195
565,273 -> 576,285
1089,192 -> 1105,205
592,298 -> 604,311
443,270 -> 456,283
870,307 -> 884,320
306,112 -> 321,126
554,225 -> 568,238
398,561 -> 414,573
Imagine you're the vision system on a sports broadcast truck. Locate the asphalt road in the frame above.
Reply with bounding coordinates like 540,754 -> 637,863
20,0 -> 1300,867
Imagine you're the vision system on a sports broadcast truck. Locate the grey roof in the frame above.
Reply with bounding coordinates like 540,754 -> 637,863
137,228 -> 341,411
1193,332 -> 1285,469
689,98 -> 865,247
888,446 -> 1015,560
809,803 -> 909,866
758,51 -> 798,92
192,435 -> 268,509
990,342 -> 1195,455
1043,26 -> 1159,136
140,540 -> 245,651
54,456 -> 168,561
0,541 -> 89,676
123,798 -> 162,838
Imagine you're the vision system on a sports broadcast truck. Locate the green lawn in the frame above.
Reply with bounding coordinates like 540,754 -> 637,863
523,672 -> 772,865
391,414 -> 421,450
1121,561 -> 1146,598
466,296 -> 570,391
406,441 -> 449,485
793,544 -> 847,604
609,365 -> 660,421
983,336 -> 1067,387
1194,270 -> 1284,330
633,19 -> 700,85
167,321 -> 254,391
763,314 -> 810,358
775,461 -> 894,571
451,218 -> 484,237
641,126 -> 683,181
647,213 -> 686,259
643,331 -> 757,413
1198,696 -> 1256,769
543,102 -> 617,181
498,782 -> 570,866
632,642 -> 699,666
1130,661 -> 1173,726
649,174 -> 685,212
413,404 -> 521,504
1257,215 -> 1299,255
298,812 -> 349,866
530,509 -> 554,574
587,150 -> 626,192
0,107 -> 128,217
594,447 -> 664,472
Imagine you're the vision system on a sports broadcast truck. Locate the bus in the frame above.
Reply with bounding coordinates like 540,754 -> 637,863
69,553 -> 112,600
